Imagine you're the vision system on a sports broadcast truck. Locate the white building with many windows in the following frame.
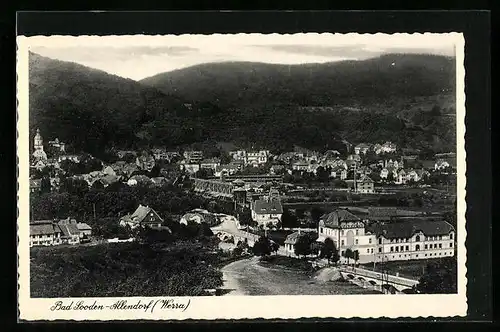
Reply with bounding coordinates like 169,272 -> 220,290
317,209 -> 456,263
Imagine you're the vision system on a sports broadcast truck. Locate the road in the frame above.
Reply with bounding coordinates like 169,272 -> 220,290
220,257 -> 379,296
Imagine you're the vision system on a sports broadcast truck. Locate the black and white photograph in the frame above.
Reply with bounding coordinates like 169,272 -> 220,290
17,32 -> 467,320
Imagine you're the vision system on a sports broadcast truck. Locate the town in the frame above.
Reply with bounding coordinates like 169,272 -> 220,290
29,127 -> 457,296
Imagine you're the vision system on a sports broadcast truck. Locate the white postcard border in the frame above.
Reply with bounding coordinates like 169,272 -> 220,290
17,32 -> 467,320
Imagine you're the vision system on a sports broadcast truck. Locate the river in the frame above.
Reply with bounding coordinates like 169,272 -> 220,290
220,257 -> 379,296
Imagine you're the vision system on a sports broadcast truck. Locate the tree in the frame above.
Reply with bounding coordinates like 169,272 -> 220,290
238,207 -> 255,227
417,257 -> 457,294
344,248 -> 353,266
352,250 -> 360,266
281,208 -> 299,228
252,236 -> 272,256
40,176 -> 51,194
310,207 -> 324,224
320,238 -> 340,265
294,234 -> 312,258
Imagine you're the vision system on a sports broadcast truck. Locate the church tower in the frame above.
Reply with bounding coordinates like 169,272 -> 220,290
32,128 -> 47,161
34,128 -> 43,151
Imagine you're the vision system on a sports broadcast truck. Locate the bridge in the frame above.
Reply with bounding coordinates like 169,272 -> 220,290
193,178 -> 235,198
338,266 -> 419,294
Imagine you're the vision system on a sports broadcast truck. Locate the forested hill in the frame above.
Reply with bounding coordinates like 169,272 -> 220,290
29,52 -> 192,154
29,53 -> 456,155
140,54 -> 456,109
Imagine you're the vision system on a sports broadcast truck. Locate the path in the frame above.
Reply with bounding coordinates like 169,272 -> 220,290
220,257 -> 379,296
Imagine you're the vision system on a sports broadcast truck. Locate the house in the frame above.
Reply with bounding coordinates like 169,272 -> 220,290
251,195 -> 283,227
215,164 -> 240,177
284,231 -> 307,256
77,222 -> 92,237
200,158 -> 221,171
29,220 -> 62,247
120,204 -> 164,230
57,218 -> 81,245
317,209 -> 376,264
47,138 -> 66,152
30,179 -> 42,193
435,159 -> 450,171
127,175 -> 152,186
356,175 -> 375,193
246,150 -> 269,166
331,167 -> 347,180
347,154 -> 361,162
354,143 -> 371,155
292,161 -> 309,172
395,169 -> 407,185
407,170 -> 420,182
102,166 -> 117,176
372,143 -> 383,154
381,141 -> 397,153
368,219 -> 456,262
230,150 -> 247,162
179,162 -> 200,175
30,159 -> 46,171
416,169 -> 431,181
183,150 -> 204,163
58,154 -> 81,163
136,153 -> 156,171
322,150 -> 341,161
180,210 -> 219,226
151,148 -> 169,161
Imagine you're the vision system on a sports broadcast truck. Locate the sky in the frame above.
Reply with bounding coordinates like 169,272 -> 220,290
27,33 -> 458,81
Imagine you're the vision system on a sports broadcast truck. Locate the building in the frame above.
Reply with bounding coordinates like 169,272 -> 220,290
200,158 -> 221,171
369,219 -> 456,262
292,161 -> 309,172
29,220 -> 62,247
435,159 -> 450,170
120,204 -> 164,230
77,222 -> 92,237
57,218 -> 81,245
214,164 -> 240,177
318,210 -> 456,263
47,138 -> 66,152
251,191 -> 283,227
183,150 -> 204,163
32,129 -> 48,161
354,143 -> 371,155
230,150 -> 247,162
30,179 -> 42,193
179,162 -> 200,175
317,210 -> 376,264
284,231 -> 301,255
381,141 -> 397,153
395,169 -> 407,185
331,167 -> 347,180
127,175 -> 152,186
117,150 -> 137,159
246,150 -> 269,166
58,154 -> 81,163
356,175 -> 375,193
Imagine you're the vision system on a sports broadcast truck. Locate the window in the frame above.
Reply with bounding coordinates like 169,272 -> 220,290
369,238 -> 372,244
378,238 -> 382,244
341,230 -> 344,236
439,243 -> 442,249
405,245 -> 409,251
399,255 -> 401,258
320,228 -> 323,234
356,230 -> 359,235
371,249 -> 374,253
367,249 -> 370,253
416,254 -> 419,258
395,246 -> 399,252
425,244 -> 428,249
450,243 -> 453,248
415,244 -> 420,251
355,239 -> 359,245
439,235 -> 442,240
341,240 -> 345,246
341,251 -> 345,256
450,233 -> 454,240
434,244 -> 437,249
390,246 -> 394,252
415,235 -> 421,242
400,246 -> 404,251
378,248 -> 382,253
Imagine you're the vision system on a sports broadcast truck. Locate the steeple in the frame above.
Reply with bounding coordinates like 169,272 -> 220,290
34,128 -> 43,151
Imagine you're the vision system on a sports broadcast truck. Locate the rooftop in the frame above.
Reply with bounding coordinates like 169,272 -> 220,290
253,199 -> 283,214
368,219 -> 455,239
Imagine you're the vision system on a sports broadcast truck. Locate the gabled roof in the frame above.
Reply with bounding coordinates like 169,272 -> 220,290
77,222 -> 92,231
58,221 -> 80,238
30,221 -> 61,236
284,231 -> 302,245
252,199 -> 283,214
368,219 -> 455,239
357,175 -> 374,183
123,205 -> 164,224
320,209 -> 361,228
